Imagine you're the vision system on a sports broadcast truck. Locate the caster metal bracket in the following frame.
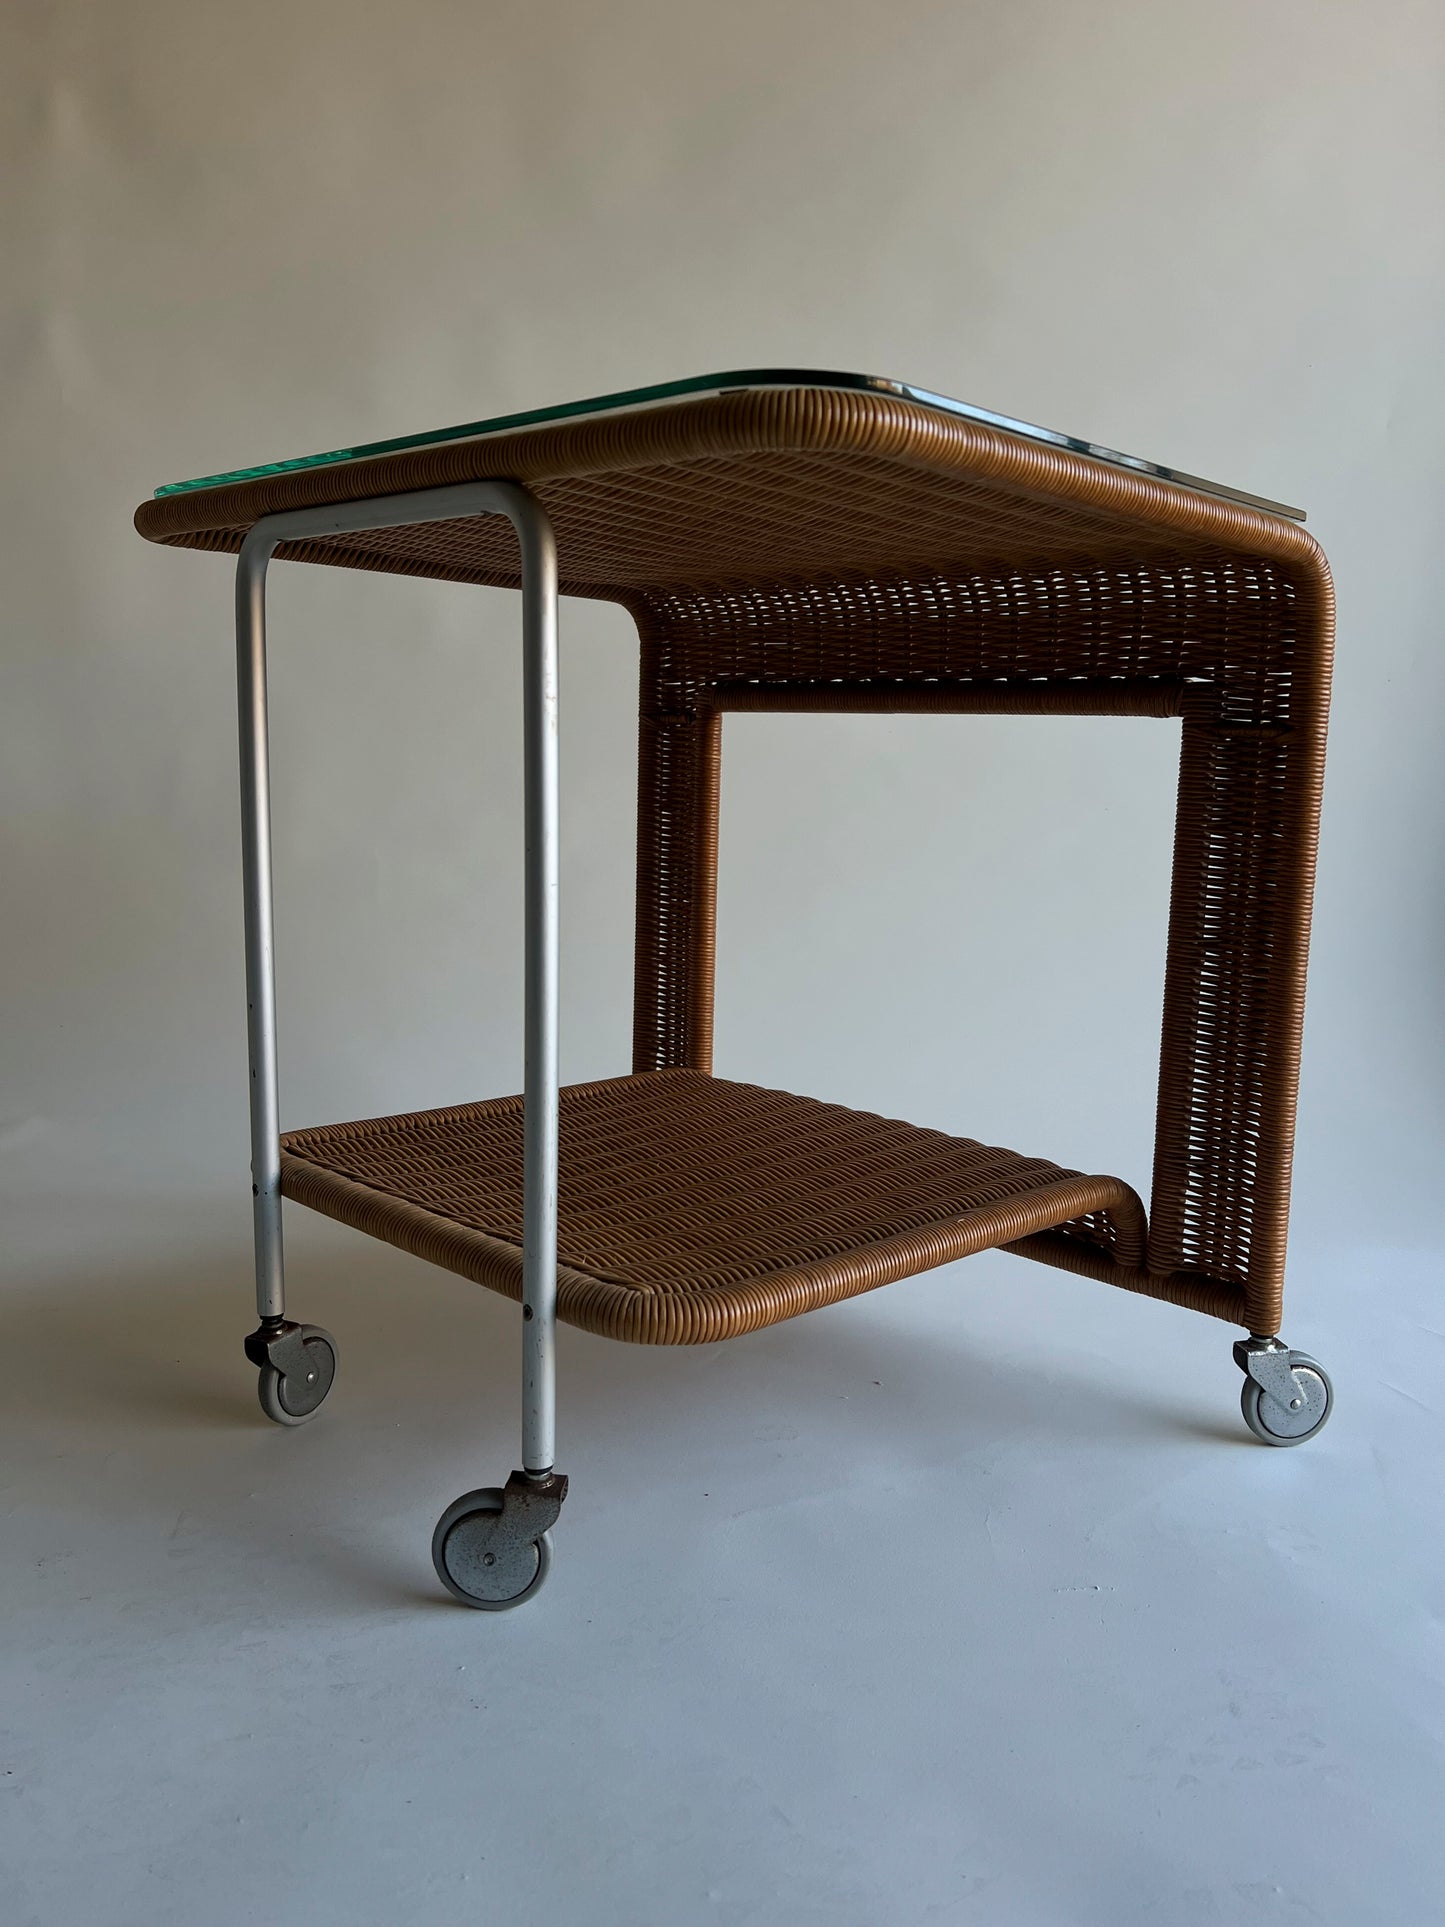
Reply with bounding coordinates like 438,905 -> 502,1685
1234,1334 -> 1308,1408
433,1470 -> 569,1608
244,1317 -> 315,1379
1234,1334 -> 1333,1445
497,1468 -> 569,1540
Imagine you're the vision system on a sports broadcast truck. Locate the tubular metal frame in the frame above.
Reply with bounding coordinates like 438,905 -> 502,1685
234,481 -> 561,1474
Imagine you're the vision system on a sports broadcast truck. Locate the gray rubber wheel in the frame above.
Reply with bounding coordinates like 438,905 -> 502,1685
431,1487 -> 554,1611
1241,1352 -> 1333,1446
257,1330 -> 337,1426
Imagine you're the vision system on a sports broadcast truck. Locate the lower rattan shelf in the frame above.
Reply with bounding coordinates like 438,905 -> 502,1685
279,1069 -> 1146,1343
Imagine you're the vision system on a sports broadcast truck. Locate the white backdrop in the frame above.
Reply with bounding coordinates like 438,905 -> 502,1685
5,0 -> 1442,1273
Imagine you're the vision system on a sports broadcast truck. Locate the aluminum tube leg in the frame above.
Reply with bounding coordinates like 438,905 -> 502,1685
513,499 -> 561,1476
227,478 -> 564,1581
236,533 -> 285,1323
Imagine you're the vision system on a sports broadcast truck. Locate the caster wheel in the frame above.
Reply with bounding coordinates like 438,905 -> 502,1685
256,1326 -> 337,1426
1240,1351 -> 1332,1446
432,1487 -> 554,1612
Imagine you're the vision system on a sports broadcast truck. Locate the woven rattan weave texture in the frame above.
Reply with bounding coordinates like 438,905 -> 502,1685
139,385 -> 1333,1338
280,1072 -> 1149,1343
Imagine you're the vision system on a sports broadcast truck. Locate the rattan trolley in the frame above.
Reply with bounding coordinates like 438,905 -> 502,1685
135,371 -> 1335,1610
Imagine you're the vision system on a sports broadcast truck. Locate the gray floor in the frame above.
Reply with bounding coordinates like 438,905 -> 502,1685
3,1192 -> 1442,1927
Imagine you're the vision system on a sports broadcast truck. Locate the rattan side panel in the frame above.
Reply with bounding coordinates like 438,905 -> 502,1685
629,556 -> 1332,1333
632,693 -> 720,1074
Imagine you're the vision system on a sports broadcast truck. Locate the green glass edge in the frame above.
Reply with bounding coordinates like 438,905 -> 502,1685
153,367 -> 1304,521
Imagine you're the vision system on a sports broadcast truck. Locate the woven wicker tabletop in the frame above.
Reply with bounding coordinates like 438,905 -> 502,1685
280,1071 -> 1146,1343
134,385 -> 1325,594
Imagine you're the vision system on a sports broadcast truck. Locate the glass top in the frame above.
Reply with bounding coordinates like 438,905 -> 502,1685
155,368 -> 1304,521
